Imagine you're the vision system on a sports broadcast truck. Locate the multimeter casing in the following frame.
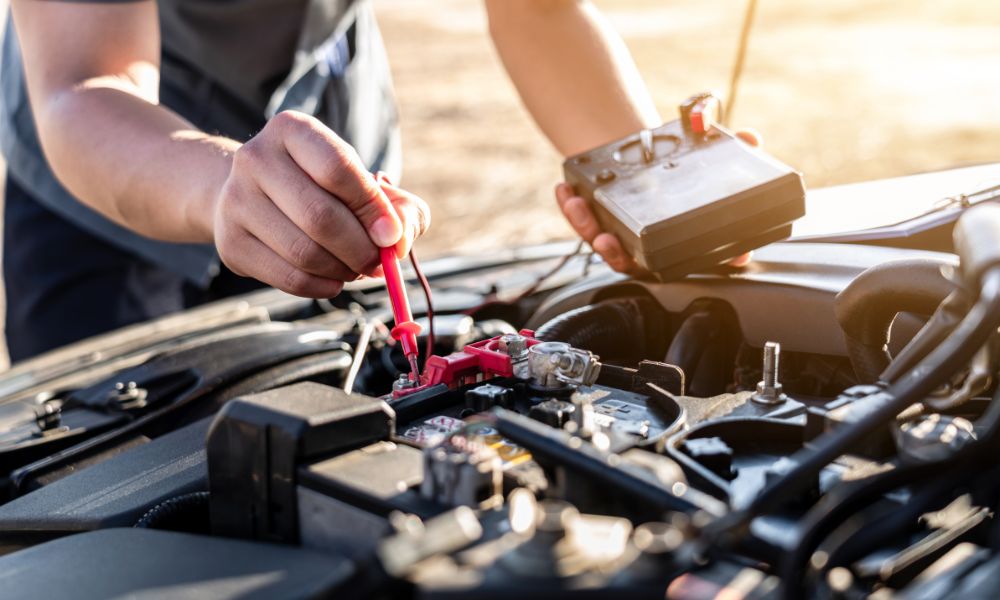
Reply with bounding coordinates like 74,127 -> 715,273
563,119 -> 806,281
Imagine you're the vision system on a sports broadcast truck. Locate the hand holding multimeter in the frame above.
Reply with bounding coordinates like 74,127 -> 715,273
561,93 -> 806,281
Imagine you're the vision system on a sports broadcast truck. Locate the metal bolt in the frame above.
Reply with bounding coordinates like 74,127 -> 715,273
498,334 -> 528,361
108,381 -> 148,409
763,344 -> 778,387
569,393 -> 596,439
393,373 -> 419,393
752,341 -> 786,405
34,402 -> 62,433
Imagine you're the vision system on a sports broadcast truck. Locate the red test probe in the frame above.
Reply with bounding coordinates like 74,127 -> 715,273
380,245 -> 422,381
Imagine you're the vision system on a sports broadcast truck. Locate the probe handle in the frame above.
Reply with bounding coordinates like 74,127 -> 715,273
380,246 -> 421,360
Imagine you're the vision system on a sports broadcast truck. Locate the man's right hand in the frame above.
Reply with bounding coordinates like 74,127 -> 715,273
213,110 -> 430,298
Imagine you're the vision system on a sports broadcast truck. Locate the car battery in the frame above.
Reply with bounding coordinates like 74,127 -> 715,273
563,93 -> 806,280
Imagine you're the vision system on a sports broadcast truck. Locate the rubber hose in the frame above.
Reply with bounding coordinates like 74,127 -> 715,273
534,297 -> 664,361
664,311 -> 716,375
834,258 -> 956,383
134,491 -> 210,533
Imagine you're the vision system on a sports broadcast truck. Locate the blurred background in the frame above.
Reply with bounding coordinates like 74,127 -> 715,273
377,0 -> 1000,256
0,0 -> 998,367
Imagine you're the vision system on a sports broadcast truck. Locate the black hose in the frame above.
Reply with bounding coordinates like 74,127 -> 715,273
834,258 -> 956,383
781,385 -> 1000,598
710,268 -> 1000,542
665,302 -> 740,397
534,297 -> 666,362
135,491 -> 210,533
821,469 -> 976,577
879,289 -> 968,383
779,461 -> 950,599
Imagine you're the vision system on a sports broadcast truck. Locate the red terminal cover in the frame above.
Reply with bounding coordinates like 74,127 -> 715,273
392,330 -> 540,399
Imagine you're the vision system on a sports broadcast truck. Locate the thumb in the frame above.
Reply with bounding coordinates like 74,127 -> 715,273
735,128 -> 763,148
366,181 -> 405,249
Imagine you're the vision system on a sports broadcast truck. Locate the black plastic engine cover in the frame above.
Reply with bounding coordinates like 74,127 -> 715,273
0,528 -> 355,599
0,417 -> 210,554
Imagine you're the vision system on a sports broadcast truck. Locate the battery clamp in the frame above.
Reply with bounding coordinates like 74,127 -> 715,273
563,92 -> 806,280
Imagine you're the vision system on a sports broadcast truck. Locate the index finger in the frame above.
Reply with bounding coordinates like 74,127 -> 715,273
272,111 -> 403,248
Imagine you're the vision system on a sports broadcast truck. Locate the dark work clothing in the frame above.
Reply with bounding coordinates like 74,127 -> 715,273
1,0 -> 400,285
0,0 -> 400,360
3,176 -> 265,362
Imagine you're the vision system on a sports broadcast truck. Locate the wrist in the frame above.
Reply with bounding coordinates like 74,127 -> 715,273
186,136 -> 239,243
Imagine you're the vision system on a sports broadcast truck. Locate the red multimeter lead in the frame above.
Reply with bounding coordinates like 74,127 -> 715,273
380,245 -> 421,381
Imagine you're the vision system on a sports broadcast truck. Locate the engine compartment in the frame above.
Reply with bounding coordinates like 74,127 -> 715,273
0,182 -> 999,598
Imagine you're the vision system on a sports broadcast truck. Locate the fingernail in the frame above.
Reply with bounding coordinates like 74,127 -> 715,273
370,214 -> 401,247
395,225 -> 416,259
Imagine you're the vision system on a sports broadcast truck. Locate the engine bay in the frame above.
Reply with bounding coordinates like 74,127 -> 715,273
0,170 -> 999,599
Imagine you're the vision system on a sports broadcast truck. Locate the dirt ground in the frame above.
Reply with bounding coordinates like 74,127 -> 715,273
376,0 -> 1000,256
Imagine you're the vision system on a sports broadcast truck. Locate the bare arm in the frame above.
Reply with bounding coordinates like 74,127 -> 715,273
486,1 -> 754,273
12,1 -> 223,241
485,0 -> 660,157
11,0 -> 427,297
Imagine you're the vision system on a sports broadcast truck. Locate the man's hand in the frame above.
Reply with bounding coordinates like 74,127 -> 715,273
556,129 -> 762,274
214,111 -> 430,298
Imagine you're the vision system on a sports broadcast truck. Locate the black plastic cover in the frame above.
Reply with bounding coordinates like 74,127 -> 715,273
0,528 -> 354,599
298,441 -> 436,518
297,441 -> 442,556
0,417 -> 210,554
563,119 -> 805,280
207,382 -> 395,543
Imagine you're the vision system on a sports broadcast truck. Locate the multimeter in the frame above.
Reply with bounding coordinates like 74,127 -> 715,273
563,93 -> 806,280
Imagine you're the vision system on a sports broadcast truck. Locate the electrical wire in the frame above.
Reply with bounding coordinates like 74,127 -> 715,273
462,241 -> 586,317
343,315 -> 382,394
409,250 -> 435,360
724,0 -> 759,127
513,240 -> 586,303
782,391 -> 1000,595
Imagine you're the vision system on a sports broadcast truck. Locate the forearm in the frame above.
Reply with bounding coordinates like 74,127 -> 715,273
10,0 -> 429,299
36,84 -> 235,243
486,0 -> 660,157
12,0 -> 231,244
